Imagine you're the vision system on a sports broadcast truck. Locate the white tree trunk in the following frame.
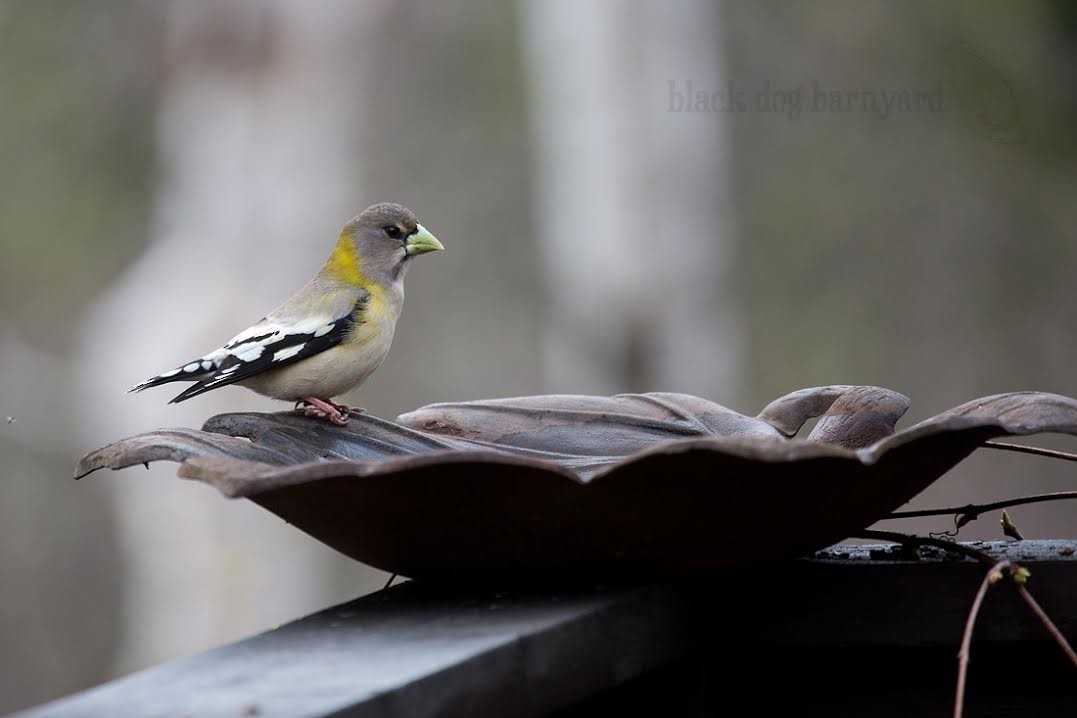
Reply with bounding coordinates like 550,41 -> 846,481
519,0 -> 739,399
76,0 -> 384,673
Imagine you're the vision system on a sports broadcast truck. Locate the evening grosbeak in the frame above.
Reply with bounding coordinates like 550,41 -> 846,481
130,203 -> 443,425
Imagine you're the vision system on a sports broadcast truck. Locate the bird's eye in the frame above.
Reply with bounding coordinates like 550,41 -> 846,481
384,225 -> 403,239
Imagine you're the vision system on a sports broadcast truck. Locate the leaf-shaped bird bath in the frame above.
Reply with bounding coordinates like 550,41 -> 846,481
77,386 -> 1077,580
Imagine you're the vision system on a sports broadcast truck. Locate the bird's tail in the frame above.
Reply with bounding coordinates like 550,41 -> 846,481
128,359 -> 215,394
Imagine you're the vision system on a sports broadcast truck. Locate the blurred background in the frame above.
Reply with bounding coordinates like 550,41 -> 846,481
2,0 -> 1075,711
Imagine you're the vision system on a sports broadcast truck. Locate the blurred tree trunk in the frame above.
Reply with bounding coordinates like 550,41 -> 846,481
77,0 -> 386,673
519,0 -> 740,400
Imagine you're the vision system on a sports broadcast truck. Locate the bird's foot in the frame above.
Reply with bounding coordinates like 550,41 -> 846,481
295,397 -> 360,426
329,400 -> 365,416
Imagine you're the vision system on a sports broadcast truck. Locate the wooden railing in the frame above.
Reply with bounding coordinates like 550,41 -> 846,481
12,541 -> 1077,717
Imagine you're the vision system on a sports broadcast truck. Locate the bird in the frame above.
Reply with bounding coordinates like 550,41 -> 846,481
129,202 -> 444,426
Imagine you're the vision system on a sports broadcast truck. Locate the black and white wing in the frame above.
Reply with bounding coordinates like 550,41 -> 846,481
129,298 -> 364,404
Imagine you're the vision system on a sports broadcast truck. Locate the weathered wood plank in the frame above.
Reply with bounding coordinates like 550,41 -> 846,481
13,540 -> 1077,718
12,584 -> 697,718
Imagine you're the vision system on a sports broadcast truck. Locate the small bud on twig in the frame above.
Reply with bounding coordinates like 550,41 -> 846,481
1000,510 -> 1025,541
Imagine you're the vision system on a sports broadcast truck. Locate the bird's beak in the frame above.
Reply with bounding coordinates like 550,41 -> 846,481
405,225 -> 444,256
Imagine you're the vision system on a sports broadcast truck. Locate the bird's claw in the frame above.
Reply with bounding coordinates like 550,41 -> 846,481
295,397 -> 365,426
300,405 -> 348,426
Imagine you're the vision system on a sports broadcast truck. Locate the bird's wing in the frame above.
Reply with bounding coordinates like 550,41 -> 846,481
130,286 -> 368,403
166,298 -> 366,404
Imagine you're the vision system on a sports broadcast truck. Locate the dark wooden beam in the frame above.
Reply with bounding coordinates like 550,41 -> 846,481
13,541 -> 1077,718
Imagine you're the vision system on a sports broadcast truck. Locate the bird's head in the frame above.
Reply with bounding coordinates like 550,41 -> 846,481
334,202 -> 443,287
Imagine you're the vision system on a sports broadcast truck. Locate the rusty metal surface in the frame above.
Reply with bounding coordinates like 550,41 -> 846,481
75,387 -> 1077,579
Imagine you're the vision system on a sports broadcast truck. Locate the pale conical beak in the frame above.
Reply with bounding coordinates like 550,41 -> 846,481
405,224 -> 444,256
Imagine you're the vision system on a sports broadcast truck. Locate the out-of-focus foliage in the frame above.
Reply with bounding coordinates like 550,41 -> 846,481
0,2 -> 160,347
0,3 -> 162,710
728,1 -> 1077,407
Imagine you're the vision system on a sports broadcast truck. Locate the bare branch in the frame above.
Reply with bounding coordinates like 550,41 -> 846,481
1015,586 -> 1077,669
855,529 -> 995,565
984,441 -> 1077,463
884,491 -> 1077,521
856,529 -> 1077,713
954,561 -> 1012,718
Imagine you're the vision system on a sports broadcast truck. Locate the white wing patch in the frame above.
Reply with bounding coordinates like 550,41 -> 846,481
157,292 -> 366,404
132,307 -> 358,400
272,344 -> 306,363
215,315 -> 339,367
224,315 -> 336,349
232,343 -> 265,363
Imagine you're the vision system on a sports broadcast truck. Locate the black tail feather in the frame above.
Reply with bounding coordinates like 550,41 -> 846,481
129,362 -> 212,394
167,380 -> 216,404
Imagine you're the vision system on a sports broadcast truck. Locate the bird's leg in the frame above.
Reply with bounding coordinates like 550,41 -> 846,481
296,397 -> 349,426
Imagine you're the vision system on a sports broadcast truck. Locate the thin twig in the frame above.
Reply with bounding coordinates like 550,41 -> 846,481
855,529 -> 995,564
984,441 -> 1077,463
1015,586 -> 1077,668
882,440 -> 1077,532
954,561 -> 1011,718
884,491 -> 1077,521
382,573 -> 398,591
856,530 -> 1077,699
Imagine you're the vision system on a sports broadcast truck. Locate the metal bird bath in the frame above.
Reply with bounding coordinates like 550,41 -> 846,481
77,386 -> 1077,580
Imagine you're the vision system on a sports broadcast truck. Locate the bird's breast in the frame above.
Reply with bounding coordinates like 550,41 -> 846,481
239,335 -> 394,401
